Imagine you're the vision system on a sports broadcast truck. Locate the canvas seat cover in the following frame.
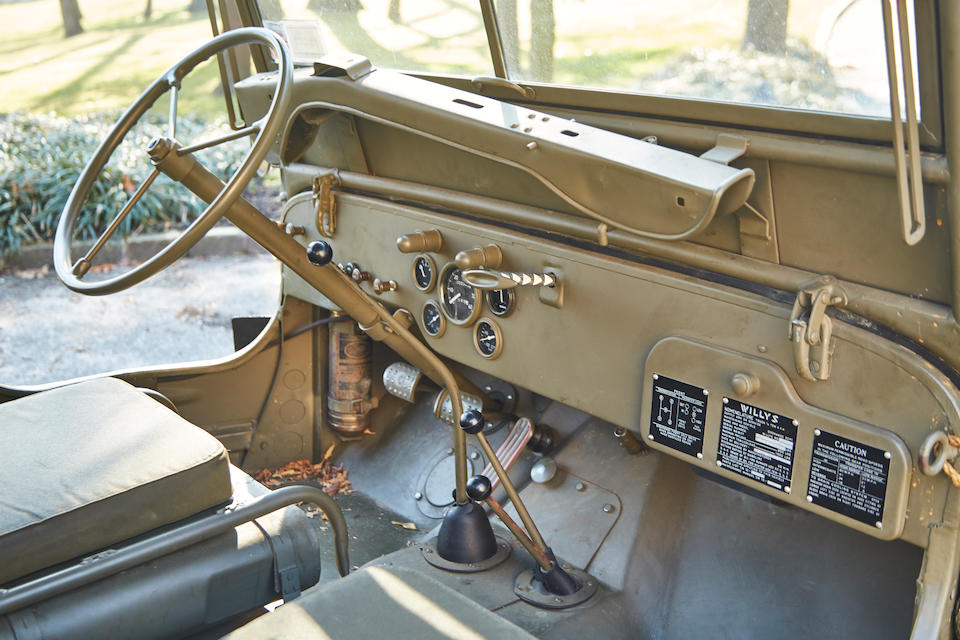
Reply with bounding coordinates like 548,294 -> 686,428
0,377 -> 232,585
225,565 -> 536,639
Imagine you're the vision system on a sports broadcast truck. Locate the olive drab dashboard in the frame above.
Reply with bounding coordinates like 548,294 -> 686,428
2,1 -> 960,639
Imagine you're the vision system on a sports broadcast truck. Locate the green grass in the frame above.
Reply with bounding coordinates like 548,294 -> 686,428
0,0 -> 222,119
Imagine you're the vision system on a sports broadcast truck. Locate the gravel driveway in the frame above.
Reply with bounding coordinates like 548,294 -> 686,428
0,253 -> 280,386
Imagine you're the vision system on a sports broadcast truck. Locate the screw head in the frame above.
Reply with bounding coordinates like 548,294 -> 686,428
602,503 -> 615,513
414,491 -> 423,500
575,482 -> 586,491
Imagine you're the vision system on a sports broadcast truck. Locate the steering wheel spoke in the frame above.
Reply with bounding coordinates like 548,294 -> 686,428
54,28 -> 291,294
177,122 -> 260,155
72,167 -> 160,278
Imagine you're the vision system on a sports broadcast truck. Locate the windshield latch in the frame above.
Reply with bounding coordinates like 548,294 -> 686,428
788,277 -> 846,382
312,171 -> 341,238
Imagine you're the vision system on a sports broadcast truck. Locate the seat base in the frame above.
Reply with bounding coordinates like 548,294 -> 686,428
0,467 -> 321,640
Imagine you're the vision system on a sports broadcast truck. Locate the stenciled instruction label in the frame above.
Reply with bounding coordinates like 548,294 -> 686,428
718,398 -> 796,493
808,430 -> 890,527
649,374 -> 707,458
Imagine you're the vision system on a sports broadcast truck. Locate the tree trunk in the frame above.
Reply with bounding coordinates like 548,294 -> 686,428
144,0 -> 152,20
529,0 -> 555,82
743,0 -> 789,53
59,0 -> 83,38
188,0 -> 205,13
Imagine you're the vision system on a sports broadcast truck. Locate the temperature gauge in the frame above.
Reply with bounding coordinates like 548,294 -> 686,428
486,288 -> 515,317
412,254 -> 437,292
421,300 -> 446,337
473,317 -> 503,359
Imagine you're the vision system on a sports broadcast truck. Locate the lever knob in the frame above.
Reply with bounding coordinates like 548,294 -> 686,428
306,241 -> 333,266
466,474 -> 493,502
459,408 -> 485,434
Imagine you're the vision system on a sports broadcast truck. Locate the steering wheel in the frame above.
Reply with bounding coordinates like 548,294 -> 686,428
54,27 -> 292,295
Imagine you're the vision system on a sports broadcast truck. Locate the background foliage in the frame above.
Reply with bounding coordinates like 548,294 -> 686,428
0,111 -> 245,255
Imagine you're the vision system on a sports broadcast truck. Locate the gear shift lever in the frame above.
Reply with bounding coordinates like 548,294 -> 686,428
459,410 -> 594,604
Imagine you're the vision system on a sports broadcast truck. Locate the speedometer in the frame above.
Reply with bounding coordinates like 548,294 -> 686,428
438,264 -> 481,325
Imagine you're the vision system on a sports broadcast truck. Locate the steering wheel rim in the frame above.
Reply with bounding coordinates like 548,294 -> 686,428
53,27 -> 292,295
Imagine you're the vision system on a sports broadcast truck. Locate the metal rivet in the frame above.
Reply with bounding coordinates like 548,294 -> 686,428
447,448 -> 455,455
554,597 -> 562,603
703,389 -> 709,396
784,486 -> 791,493
716,460 -> 723,467
602,503 -> 615,513
722,397 -> 729,404
757,345 -> 768,353
528,113 -> 536,119
696,452 -> 703,459
510,123 -> 518,128
884,451 -> 892,459
875,521 -> 883,528
806,495 -> 813,502
647,434 -> 654,440
542,116 -> 550,121
414,492 -> 423,500
814,428 -> 822,436
652,374 -> 659,380
470,451 -> 479,460
792,419 -> 799,427
575,482 -> 586,491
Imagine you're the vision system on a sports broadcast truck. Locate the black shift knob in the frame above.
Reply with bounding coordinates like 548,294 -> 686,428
466,474 -> 492,502
459,409 -> 484,434
306,241 -> 333,266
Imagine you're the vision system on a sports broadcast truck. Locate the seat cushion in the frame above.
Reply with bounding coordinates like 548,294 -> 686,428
0,377 -> 232,585
224,565 -> 536,640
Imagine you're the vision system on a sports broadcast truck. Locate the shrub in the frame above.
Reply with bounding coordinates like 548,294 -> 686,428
0,111 -> 247,257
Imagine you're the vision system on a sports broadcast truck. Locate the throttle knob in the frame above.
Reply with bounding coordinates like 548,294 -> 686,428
459,409 -> 485,434
466,474 -> 493,502
306,241 -> 333,266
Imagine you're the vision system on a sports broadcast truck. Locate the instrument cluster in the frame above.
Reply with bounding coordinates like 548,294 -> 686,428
408,249 -> 514,360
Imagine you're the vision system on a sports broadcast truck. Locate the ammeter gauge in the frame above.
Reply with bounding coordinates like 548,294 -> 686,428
473,318 -> 503,359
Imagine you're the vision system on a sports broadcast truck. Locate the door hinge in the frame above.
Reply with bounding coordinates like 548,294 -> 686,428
312,171 -> 341,238
788,277 -> 847,382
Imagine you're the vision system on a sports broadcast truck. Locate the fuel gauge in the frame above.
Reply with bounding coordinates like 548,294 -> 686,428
473,317 -> 503,359
486,288 -> 515,317
412,254 -> 437,292
421,300 -> 446,337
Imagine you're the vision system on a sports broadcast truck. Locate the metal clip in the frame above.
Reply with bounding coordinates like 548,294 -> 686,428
788,277 -> 846,382
312,172 -> 341,238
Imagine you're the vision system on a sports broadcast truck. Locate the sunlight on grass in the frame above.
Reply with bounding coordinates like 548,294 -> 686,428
0,0 -> 220,118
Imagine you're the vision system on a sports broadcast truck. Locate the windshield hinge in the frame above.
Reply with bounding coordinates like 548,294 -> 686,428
312,171 -> 341,238
788,277 -> 847,382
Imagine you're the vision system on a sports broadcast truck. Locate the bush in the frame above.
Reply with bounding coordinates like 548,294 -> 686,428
0,111 -> 247,257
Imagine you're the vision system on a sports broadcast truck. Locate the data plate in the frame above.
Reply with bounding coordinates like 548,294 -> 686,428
718,398 -> 796,493
807,430 -> 890,527
649,374 -> 708,458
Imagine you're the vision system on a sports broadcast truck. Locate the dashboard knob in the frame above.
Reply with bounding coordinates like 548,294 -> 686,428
466,474 -> 493,501
455,244 -> 503,270
306,241 -> 333,266
459,409 -> 485,434
397,229 -> 443,253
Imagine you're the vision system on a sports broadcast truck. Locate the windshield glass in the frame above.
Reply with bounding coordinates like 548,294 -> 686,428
256,0 -> 918,119
257,0 -> 493,76
494,0 -> 914,118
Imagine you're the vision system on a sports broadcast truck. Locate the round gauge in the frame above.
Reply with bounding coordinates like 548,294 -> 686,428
421,300 -> 446,337
473,317 -> 503,359
438,264 -> 481,326
486,288 -> 515,317
412,254 -> 437,292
